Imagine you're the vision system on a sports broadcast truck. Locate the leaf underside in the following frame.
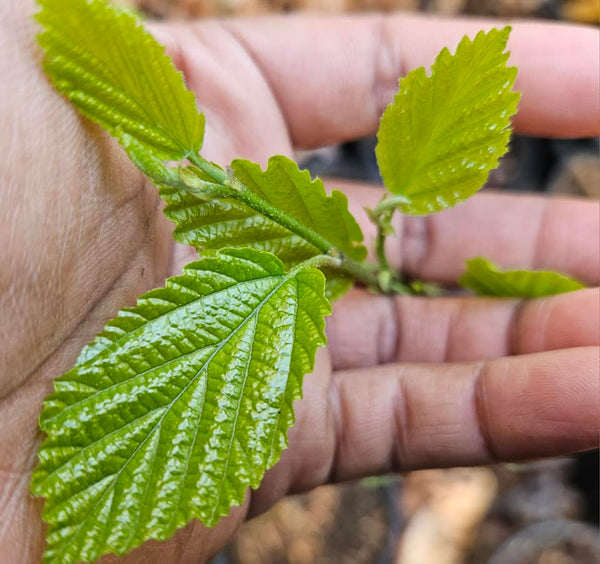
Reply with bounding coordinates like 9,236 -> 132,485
459,257 -> 585,297
31,248 -> 330,563
161,155 -> 367,300
37,0 -> 204,160
376,27 -> 520,215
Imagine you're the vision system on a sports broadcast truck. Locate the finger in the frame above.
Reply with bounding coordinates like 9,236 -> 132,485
223,14 -> 600,146
327,287 -> 599,369
337,183 -> 600,285
251,347 -> 598,515
328,347 -> 600,479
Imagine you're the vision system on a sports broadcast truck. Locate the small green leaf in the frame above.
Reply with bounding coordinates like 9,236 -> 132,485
32,248 -> 330,563
160,155 -> 367,300
160,185 -> 321,265
231,156 -> 367,263
37,0 -> 204,160
459,257 -> 585,297
376,27 -> 520,215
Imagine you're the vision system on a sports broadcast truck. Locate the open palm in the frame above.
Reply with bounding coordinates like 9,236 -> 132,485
1,2 -> 598,562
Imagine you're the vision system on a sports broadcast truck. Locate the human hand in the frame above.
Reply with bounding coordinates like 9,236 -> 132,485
1,3 -> 598,561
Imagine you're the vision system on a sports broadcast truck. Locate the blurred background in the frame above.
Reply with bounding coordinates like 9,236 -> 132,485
121,1 -> 598,562
120,0 -> 599,23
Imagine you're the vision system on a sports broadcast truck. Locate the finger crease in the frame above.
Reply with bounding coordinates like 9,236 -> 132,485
377,296 -> 401,364
326,373 -> 345,484
472,360 -> 499,463
402,215 -> 434,276
391,374 -> 410,472
392,296 -> 403,363
443,301 -> 461,361
372,15 -> 407,118
531,196 -> 552,270
507,298 -> 528,356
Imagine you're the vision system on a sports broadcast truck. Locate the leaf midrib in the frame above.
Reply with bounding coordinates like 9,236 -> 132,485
62,271 -> 269,376
40,269 -> 302,544
42,271 -> 306,561
43,23 -> 196,156
401,35 -> 500,192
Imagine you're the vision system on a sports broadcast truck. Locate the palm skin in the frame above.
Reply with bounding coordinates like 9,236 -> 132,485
1,2 -> 598,562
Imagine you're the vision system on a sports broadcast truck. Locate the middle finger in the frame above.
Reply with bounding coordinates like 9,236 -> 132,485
327,288 -> 599,370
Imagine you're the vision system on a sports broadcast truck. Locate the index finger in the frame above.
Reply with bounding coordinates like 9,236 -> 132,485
224,14 -> 600,146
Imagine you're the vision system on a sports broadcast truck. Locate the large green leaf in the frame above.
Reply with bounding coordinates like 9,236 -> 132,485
459,257 -> 584,297
32,248 -> 330,563
376,27 -> 520,215
37,0 -> 204,160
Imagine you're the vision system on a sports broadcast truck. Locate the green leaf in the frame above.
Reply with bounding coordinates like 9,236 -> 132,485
320,270 -> 354,302
32,248 -> 330,563
231,156 -> 367,263
459,257 -> 585,297
37,0 -> 204,160
160,155 -> 367,300
121,134 -> 188,189
160,185 -> 322,265
375,27 -> 520,215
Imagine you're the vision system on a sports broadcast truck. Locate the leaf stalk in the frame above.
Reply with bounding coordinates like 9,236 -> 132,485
374,194 -> 411,214
188,152 -> 228,184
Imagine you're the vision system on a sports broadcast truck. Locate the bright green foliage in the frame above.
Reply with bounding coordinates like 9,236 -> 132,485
459,257 -> 585,297
160,185 -> 320,266
33,3 -> 581,561
160,155 -> 366,299
232,157 -> 367,262
160,156 -> 366,263
31,248 -> 330,563
37,0 -> 204,160
376,27 -> 520,215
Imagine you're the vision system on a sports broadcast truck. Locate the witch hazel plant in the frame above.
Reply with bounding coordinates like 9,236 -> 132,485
31,0 -> 585,562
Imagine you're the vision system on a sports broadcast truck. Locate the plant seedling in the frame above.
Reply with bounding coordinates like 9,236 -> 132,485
31,1 -> 584,562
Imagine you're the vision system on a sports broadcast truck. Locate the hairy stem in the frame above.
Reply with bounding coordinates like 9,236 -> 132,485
338,254 -> 380,288
292,254 -> 380,290
375,222 -> 392,274
374,194 -> 411,214
370,205 -> 414,295
231,178 -> 334,255
188,152 -> 228,184
291,254 -> 342,273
